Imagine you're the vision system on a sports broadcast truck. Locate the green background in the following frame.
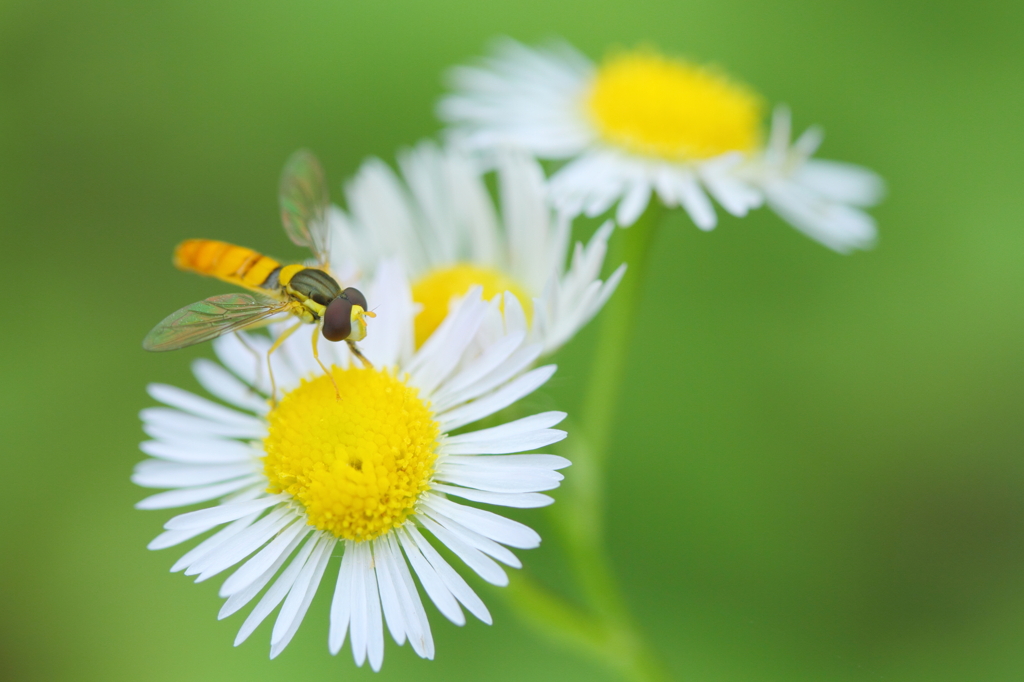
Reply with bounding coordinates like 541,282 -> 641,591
2,0 -> 1023,680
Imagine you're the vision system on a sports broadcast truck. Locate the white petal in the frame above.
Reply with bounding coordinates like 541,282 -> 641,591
170,512 -> 260,573
407,290 -> 488,396
397,528 -> 465,626
792,124 -> 824,160
437,453 -> 571,470
191,358 -> 269,415
402,525 -> 491,624
346,541 -> 386,670
430,331 -> 525,410
372,538 -> 408,646
190,506 -> 294,580
139,438 -> 259,464
796,159 -> 885,206
270,535 -> 336,658
349,543 -> 370,667
438,364 -> 556,432
616,180 -> 651,226
700,154 -> 762,217
417,515 -> 507,586
329,541 -> 356,655
147,384 -> 264,429
140,407 -> 266,440
358,259 -> 415,369
766,180 -> 878,252
423,495 -> 540,549
136,477 -> 263,510
363,545 -> 386,671
677,174 -> 718,230
432,342 -> 543,415
420,505 -> 522,568
213,332 -> 273,396
431,483 -> 554,508
233,532 -> 319,646
384,533 -> 433,659
503,291 -> 529,336
132,460 -> 257,489
441,411 -> 567,454
219,527 -> 309,620
220,519 -> 307,597
164,495 -> 284,531
148,526 -> 210,551
434,466 -> 562,493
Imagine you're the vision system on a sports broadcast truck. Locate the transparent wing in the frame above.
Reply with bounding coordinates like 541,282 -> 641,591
279,149 -> 331,268
143,293 -> 289,352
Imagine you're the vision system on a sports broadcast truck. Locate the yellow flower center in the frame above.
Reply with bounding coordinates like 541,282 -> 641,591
262,367 -> 439,542
411,264 -> 532,348
585,50 -> 764,161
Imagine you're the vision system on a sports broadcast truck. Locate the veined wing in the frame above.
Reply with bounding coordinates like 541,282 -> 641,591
279,149 -> 331,269
143,293 -> 289,352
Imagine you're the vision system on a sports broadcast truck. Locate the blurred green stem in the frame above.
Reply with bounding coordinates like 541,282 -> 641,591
509,204 -> 667,682
580,202 -> 662,469
568,202 -> 662,618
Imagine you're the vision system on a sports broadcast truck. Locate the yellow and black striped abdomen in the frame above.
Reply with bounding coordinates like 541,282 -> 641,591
174,239 -> 282,292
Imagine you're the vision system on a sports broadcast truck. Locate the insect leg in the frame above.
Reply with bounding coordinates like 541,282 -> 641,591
233,331 -> 264,395
346,340 -> 373,369
311,319 -> 341,400
265,320 -> 304,405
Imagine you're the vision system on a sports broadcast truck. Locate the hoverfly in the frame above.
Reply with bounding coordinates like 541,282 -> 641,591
143,150 -> 374,401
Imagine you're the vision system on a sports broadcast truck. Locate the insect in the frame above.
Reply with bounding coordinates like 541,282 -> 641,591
143,149 -> 374,401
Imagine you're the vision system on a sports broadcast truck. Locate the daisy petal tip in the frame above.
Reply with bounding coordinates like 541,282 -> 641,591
547,411 -> 568,426
549,455 -> 572,469
694,212 -> 718,231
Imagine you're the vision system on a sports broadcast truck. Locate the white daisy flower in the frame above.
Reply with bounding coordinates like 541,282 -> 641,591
438,39 -> 884,253
327,140 -> 624,355
134,260 -> 570,670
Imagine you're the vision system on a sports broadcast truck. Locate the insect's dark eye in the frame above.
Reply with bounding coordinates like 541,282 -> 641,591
342,287 -> 368,311
322,298 -> 353,342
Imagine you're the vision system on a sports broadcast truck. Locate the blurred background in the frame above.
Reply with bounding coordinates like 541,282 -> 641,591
2,0 -> 1023,680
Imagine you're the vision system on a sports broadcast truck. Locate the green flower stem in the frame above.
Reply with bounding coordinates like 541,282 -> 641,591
524,203 -> 666,681
581,202 -> 663,465
500,572 -> 669,682
562,202 -> 663,614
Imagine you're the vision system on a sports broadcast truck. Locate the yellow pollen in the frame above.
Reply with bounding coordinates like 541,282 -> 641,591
262,367 -> 439,542
411,264 -> 532,348
585,49 -> 764,161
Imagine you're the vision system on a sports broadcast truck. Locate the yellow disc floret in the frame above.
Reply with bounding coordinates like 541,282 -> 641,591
411,264 -> 533,348
263,367 -> 439,542
586,49 -> 764,161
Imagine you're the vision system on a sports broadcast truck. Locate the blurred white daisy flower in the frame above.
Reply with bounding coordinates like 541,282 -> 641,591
134,260 -> 569,670
327,141 -> 624,354
438,39 -> 884,253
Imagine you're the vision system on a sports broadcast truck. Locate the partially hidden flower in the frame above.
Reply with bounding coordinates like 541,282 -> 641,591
134,260 -> 569,669
438,39 -> 884,253
327,140 -> 624,354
